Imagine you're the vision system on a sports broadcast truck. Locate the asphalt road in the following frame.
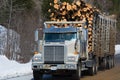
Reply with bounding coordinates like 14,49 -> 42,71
80,54 -> 120,80
6,54 -> 120,80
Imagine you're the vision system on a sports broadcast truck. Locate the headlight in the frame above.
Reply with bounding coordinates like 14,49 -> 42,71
67,56 -> 76,62
32,57 -> 42,62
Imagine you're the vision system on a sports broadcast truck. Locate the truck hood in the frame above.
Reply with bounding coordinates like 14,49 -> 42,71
65,39 -> 77,55
44,39 -> 78,56
64,39 -> 76,46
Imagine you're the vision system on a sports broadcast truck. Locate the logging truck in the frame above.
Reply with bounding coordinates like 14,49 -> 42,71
32,0 -> 116,80
32,14 -> 116,80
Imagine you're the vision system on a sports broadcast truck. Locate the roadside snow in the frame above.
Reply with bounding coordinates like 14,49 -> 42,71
0,55 -> 32,80
115,45 -> 120,55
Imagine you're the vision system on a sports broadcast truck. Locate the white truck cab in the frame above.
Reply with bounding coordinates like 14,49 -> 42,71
32,21 -> 88,80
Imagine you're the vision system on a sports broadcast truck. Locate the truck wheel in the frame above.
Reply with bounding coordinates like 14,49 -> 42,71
33,70 -> 42,80
110,57 -> 112,68
103,58 -> 107,69
95,64 -> 98,74
107,57 -> 112,69
89,64 -> 95,76
111,56 -> 115,68
110,57 -> 113,68
74,63 -> 81,80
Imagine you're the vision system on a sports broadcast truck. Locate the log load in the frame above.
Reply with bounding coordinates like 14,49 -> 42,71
48,0 -> 100,53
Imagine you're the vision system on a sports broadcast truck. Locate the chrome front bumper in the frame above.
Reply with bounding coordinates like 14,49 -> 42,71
32,63 -> 77,70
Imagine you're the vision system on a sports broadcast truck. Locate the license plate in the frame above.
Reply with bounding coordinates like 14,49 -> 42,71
51,66 -> 57,70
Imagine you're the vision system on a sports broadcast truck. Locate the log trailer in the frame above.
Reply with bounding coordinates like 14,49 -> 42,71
32,0 -> 116,80
32,14 -> 116,80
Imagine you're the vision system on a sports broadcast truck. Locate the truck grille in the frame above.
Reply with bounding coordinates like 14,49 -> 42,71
44,46 -> 64,64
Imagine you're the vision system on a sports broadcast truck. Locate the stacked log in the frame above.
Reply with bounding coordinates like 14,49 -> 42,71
48,0 -> 99,53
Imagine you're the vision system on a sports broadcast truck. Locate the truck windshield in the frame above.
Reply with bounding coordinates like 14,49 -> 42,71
45,33 -> 77,42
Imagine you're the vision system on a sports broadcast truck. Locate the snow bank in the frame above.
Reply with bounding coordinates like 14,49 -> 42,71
115,45 -> 120,55
0,55 -> 32,80
0,25 -> 7,32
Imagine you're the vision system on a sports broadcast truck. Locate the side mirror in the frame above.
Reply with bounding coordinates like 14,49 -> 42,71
35,29 -> 39,41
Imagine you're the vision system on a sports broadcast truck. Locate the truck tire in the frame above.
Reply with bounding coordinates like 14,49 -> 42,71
107,56 -> 112,69
74,63 -> 81,80
106,57 -> 110,69
95,64 -> 98,74
89,64 -> 95,76
111,56 -> 115,68
33,70 -> 42,80
103,57 -> 107,69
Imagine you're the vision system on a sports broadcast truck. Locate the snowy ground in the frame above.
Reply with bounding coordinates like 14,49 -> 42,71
0,55 -> 32,80
7,74 -> 33,80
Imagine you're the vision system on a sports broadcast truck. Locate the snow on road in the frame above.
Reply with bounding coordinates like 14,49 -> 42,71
0,55 -> 32,80
7,74 -> 33,80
